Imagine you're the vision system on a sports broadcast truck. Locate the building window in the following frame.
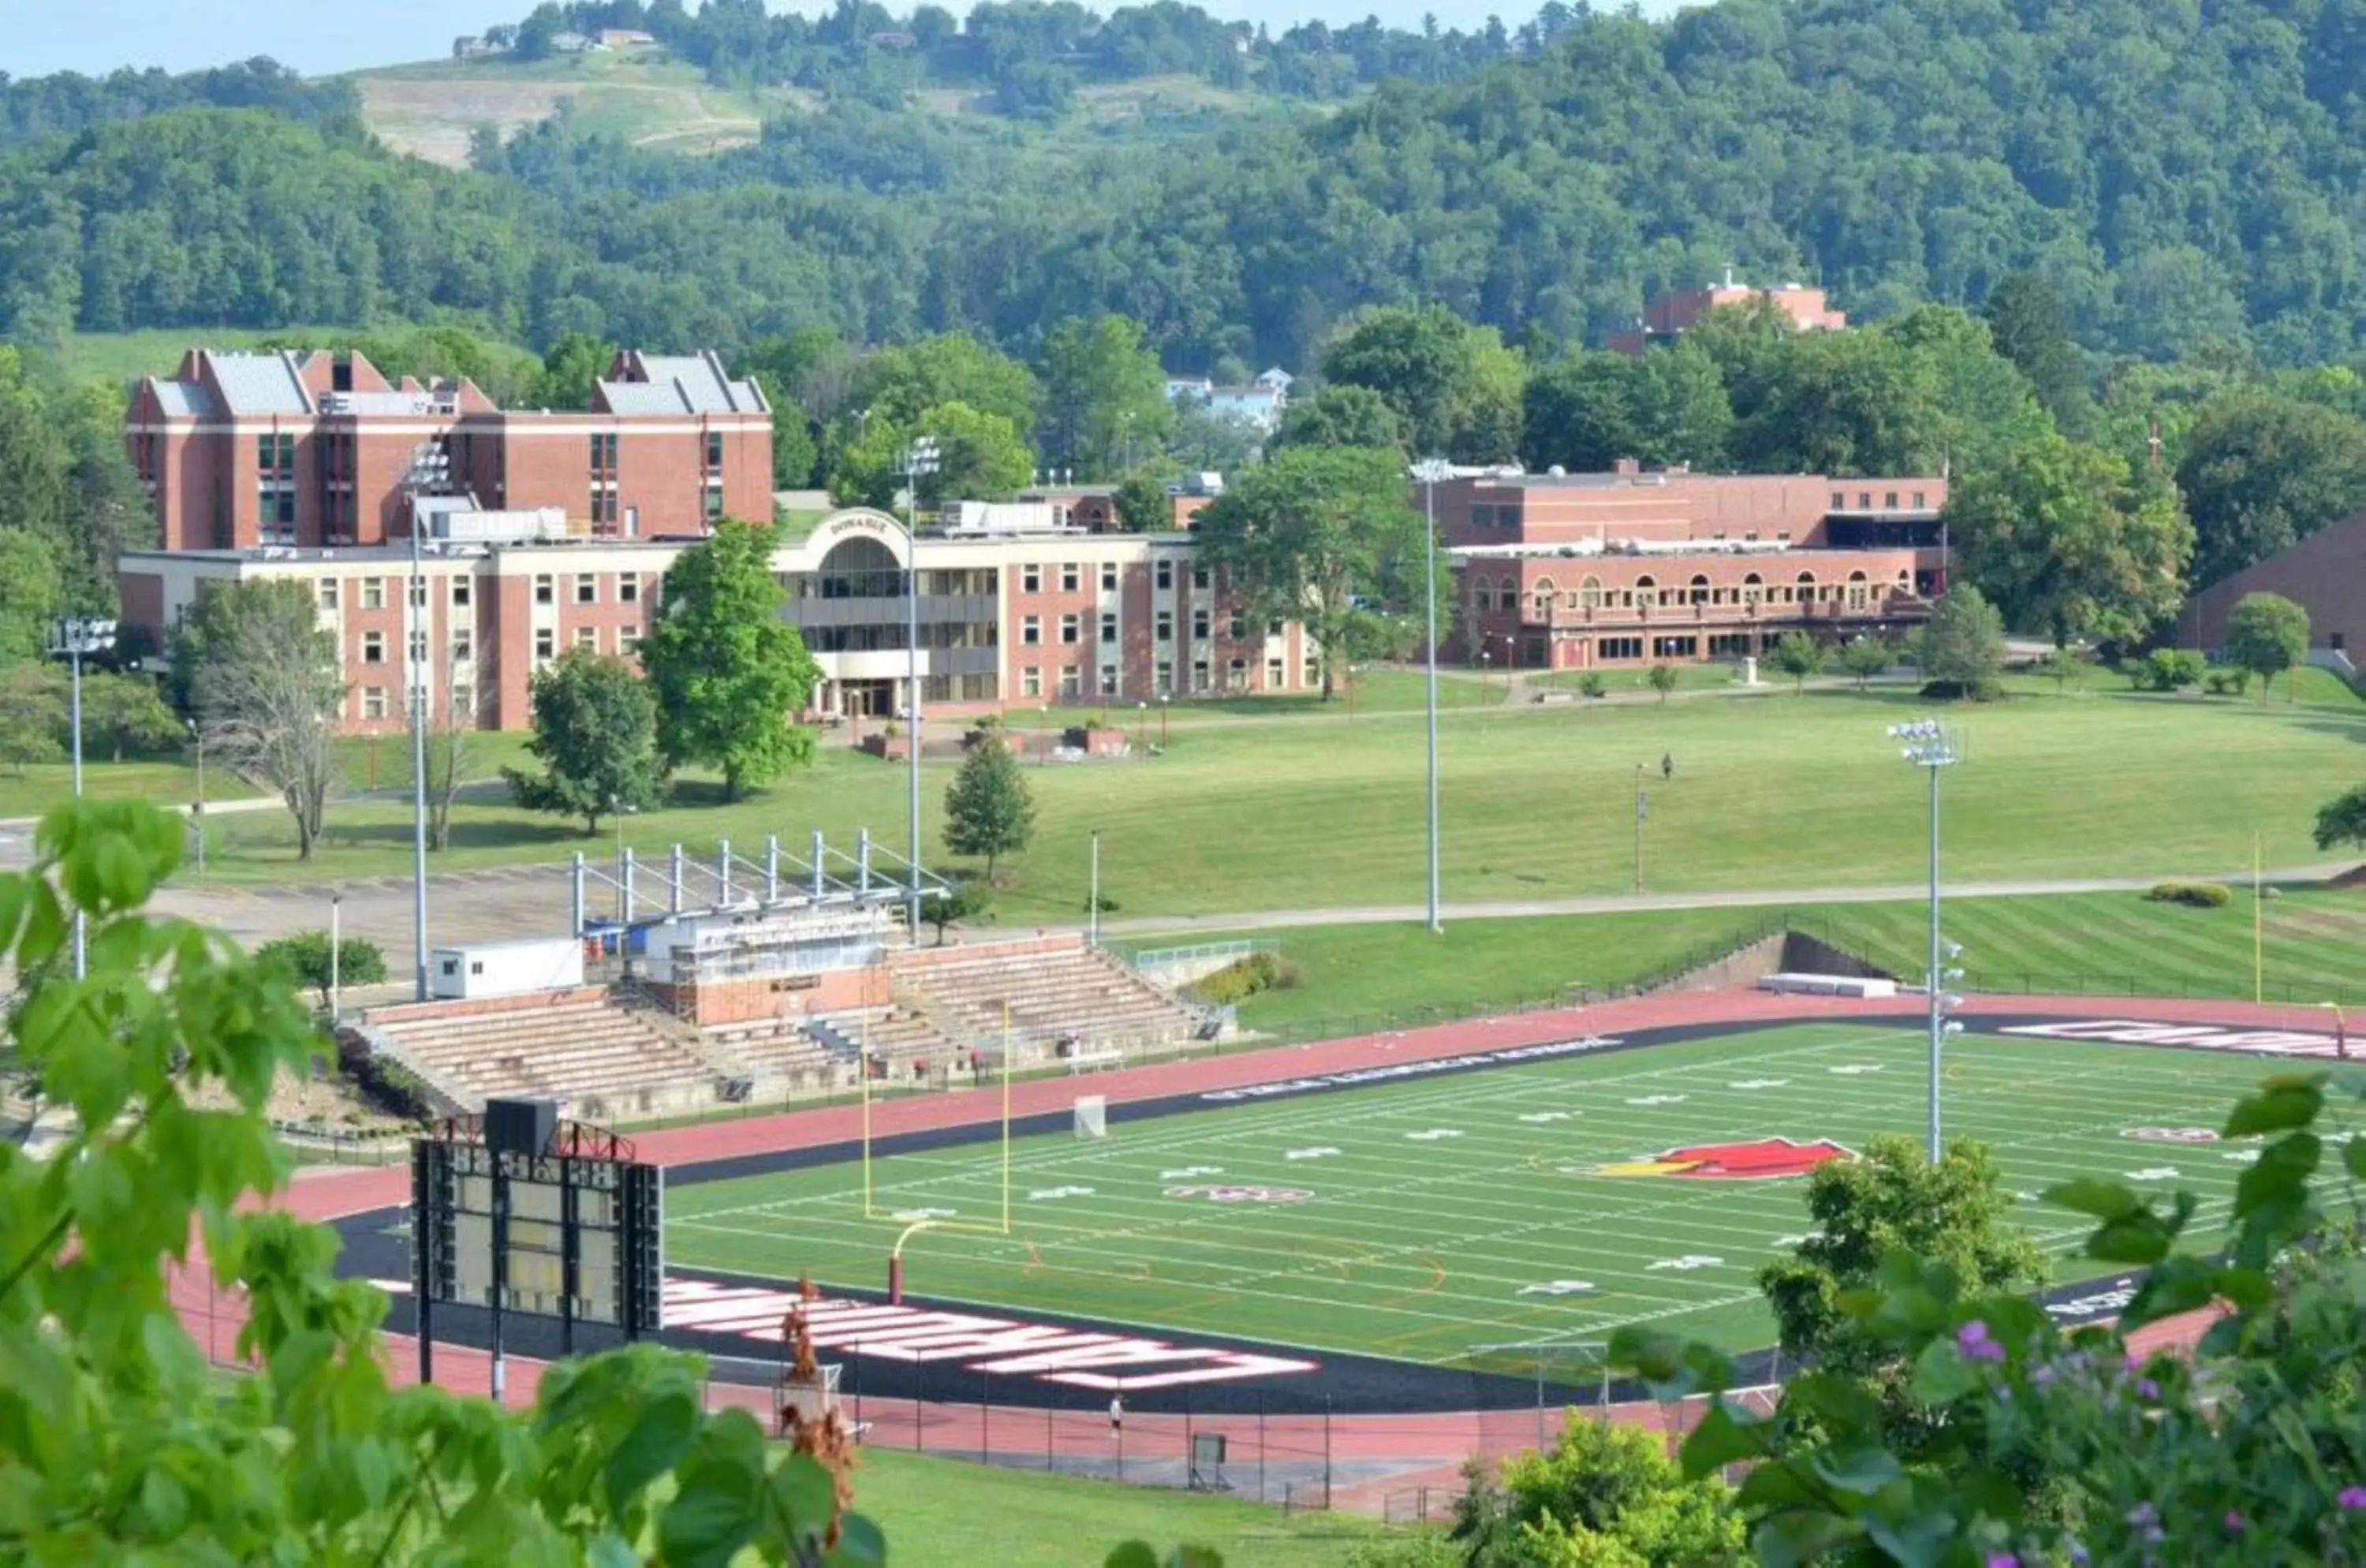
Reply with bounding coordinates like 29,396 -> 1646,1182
575,573 -> 597,604
1599,636 -> 1645,660
361,632 -> 385,664
534,628 -> 554,663
1227,657 -> 1248,689
1100,562 -> 1118,591
362,577 -> 385,610
1099,613 -> 1118,644
1021,616 -> 1041,646
619,576 -> 639,603
1060,614 -> 1080,644
1021,565 -> 1041,593
1689,574 -> 1711,606
451,577 -> 471,608
1098,666 -> 1118,696
1021,666 -> 1041,698
704,431 -> 723,473
316,579 -> 339,611
534,574 -> 554,605
1155,610 -> 1174,642
1912,491 -> 1927,509
1061,564 -> 1080,592
1155,659 -> 1173,693
1885,491 -> 1899,509
1191,658 -> 1211,692
1155,560 -> 1173,592
589,432 -> 618,475
704,487 -> 724,523
575,626 -> 599,651
1192,610 -> 1211,640
1058,666 -> 1081,698
1265,656 -> 1284,687
1857,491 -> 1872,509
590,489 -> 617,526
1654,635 -> 1700,658
619,630 -> 641,659
1192,562 -> 1210,590
452,628 -> 473,662
1303,655 -> 1320,687
1831,491 -> 1845,510
362,686 -> 386,720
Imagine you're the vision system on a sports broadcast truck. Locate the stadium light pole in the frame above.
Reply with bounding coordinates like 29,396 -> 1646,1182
901,435 -> 940,946
49,614 -> 117,979
404,442 -> 450,1003
1890,719 -> 1963,1161
1410,457 -> 1453,935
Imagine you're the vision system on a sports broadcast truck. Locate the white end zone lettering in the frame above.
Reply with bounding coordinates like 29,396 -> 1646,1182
2003,1020 -> 2341,1056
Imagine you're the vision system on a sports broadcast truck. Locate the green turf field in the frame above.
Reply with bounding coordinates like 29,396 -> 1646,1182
664,1023 -> 2293,1363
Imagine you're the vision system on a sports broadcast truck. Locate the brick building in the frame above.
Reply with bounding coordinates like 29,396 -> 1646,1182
1607,274 -> 1848,355
118,506 -> 1317,735
1432,463 -> 1950,670
2179,513 -> 2366,666
124,347 -> 772,552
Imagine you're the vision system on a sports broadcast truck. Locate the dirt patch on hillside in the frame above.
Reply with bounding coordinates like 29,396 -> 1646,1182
360,77 -> 584,166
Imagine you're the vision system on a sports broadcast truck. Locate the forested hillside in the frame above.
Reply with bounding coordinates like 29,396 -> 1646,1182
5,0 -> 2366,370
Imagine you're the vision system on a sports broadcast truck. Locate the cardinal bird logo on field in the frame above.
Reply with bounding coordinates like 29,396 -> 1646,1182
1587,1137 -> 1854,1180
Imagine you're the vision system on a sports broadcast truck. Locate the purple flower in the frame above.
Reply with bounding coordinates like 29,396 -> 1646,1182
2125,1502 -> 2164,1545
1958,1319 -> 2007,1364
2339,1485 -> 2366,1510
2136,1378 -> 2161,1400
1986,1555 -> 2018,1568
2224,1512 -> 2245,1533
2068,1540 -> 2089,1566
2031,1363 -> 2057,1387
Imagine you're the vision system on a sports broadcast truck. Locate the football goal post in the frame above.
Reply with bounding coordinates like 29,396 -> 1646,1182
1074,1095 -> 1108,1140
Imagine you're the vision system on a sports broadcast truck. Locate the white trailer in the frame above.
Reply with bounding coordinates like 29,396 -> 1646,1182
431,937 -> 585,1000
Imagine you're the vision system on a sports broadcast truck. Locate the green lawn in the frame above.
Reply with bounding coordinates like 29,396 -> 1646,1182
49,326 -> 359,384
185,687 -> 2366,927
666,1024 -> 2290,1362
1192,885 -> 2366,1040
853,1447 -> 1391,1567
2,757 -> 255,821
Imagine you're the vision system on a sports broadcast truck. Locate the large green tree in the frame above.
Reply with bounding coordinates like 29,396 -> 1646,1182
644,517 -> 823,801
1524,342 -> 1733,474
1734,329 -> 1950,476
1918,584 -> 2009,695
501,647 -> 666,834
174,578 -> 342,861
849,330 -> 1038,435
2174,393 -> 2366,587
1318,305 -> 1522,463
1950,435 -> 2193,644
1271,383 -> 1405,451
1039,313 -> 1174,479
0,661 -> 65,773
1981,271 -> 2092,438
829,402 -> 1035,511
1192,445 -> 1426,700
0,525 -> 64,666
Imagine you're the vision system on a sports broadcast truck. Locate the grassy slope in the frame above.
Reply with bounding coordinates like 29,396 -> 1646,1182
185,685 -> 2366,929
52,327 -> 362,385
853,1447 -> 1390,1567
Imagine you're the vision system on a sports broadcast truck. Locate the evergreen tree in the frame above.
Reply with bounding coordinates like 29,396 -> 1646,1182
943,733 -> 1036,881
1982,271 -> 2092,437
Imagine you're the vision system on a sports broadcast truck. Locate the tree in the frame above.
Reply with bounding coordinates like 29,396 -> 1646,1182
2174,394 -> 2366,587
1318,305 -> 1522,462
521,329 -> 614,411
1113,463 -> 1181,532
0,797 -> 875,1560
1770,630 -> 1824,693
1523,345 -> 1734,475
1734,330 -> 1950,476
1646,662 -> 1679,704
1837,634 -> 1892,690
644,518 -> 823,801
2223,592 -> 2310,700
0,524 -> 63,666
2313,784 -> 2366,852
1919,586 -> 2009,696
423,640 -> 491,851
920,879 -> 991,944
1039,314 -> 1174,478
177,579 -> 342,861
255,929 -> 389,1006
0,661 -> 65,773
829,402 -> 1034,511
1271,383 -> 1405,451
850,330 -> 1038,435
2032,642 -> 2094,693
1453,1413 -> 1741,1566
80,670 -> 180,761
1950,435 -> 2193,645
502,648 -> 664,835
1192,446 -> 1425,701
943,734 -> 1036,881
1879,304 -> 2058,476
1982,271 -> 2092,438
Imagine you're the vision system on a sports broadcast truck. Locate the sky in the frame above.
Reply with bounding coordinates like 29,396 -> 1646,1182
11,0 -> 1687,79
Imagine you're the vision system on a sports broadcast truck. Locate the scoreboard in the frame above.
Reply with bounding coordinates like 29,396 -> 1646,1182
411,1130 -> 664,1337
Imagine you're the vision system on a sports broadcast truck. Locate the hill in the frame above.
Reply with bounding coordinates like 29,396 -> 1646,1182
4,0 -> 2365,369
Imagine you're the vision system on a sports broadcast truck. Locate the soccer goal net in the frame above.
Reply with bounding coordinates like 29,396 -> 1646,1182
1074,1095 -> 1108,1140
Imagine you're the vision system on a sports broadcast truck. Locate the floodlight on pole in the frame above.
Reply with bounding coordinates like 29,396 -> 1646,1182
48,615 -> 118,979
402,442 -> 449,1003
901,435 -> 941,946
1888,719 -> 1961,1162
1409,457 -> 1453,935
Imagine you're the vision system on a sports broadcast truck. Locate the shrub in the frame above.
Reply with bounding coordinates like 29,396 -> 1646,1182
2140,648 -> 2206,692
2146,880 -> 2233,908
1190,950 -> 1304,1005
255,931 -> 389,1006
1918,678 -> 2003,702
1578,672 -> 1607,699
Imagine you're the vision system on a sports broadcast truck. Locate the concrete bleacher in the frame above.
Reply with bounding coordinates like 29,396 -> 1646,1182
353,987 -> 722,1120
890,937 -> 1200,1061
697,1016 -> 845,1096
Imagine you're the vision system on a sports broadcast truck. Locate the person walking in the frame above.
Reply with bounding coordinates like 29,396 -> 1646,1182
1108,1394 -> 1125,1439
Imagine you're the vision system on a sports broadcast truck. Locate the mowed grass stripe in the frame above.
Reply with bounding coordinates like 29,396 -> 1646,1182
662,1025 -> 2301,1360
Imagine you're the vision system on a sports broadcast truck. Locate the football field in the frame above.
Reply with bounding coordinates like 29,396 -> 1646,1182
662,1023 -> 2283,1364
